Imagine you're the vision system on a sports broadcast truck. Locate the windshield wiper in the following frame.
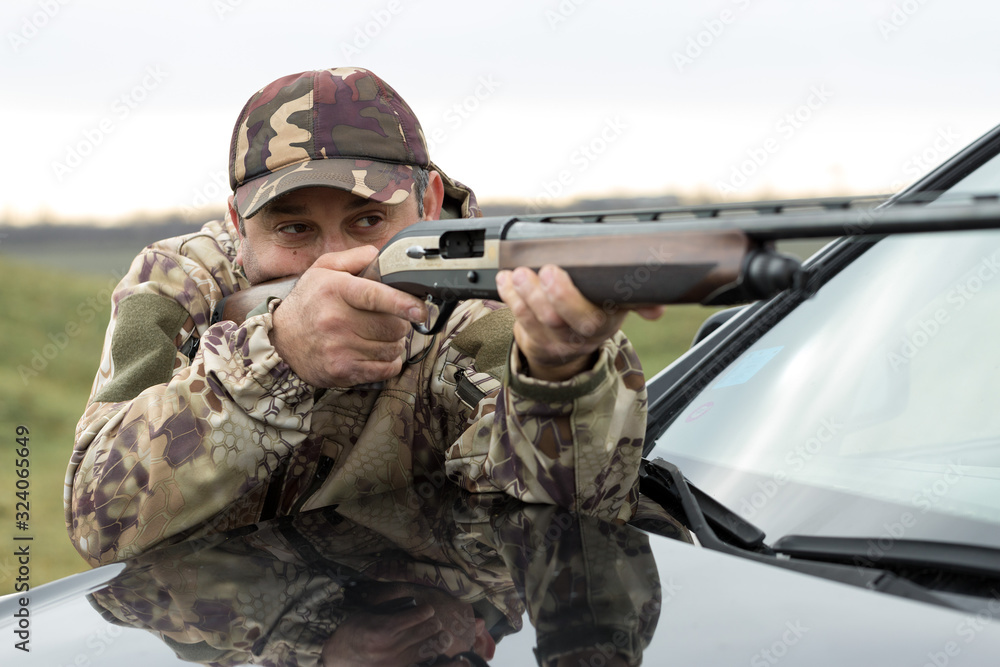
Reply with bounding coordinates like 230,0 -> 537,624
638,458 -> 962,610
772,535 -> 1000,580
639,458 -> 771,554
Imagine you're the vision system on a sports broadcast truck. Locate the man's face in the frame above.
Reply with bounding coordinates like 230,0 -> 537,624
234,185 -> 425,284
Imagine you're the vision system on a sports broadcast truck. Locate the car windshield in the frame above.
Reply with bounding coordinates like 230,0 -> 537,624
650,190 -> 1000,552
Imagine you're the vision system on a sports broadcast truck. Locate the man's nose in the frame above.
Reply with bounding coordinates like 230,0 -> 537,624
319,232 -> 350,256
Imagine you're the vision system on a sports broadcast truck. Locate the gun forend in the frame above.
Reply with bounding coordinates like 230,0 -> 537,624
362,216 -> 802,309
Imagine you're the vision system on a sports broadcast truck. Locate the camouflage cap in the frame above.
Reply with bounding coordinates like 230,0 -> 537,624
229,67 -> 433,219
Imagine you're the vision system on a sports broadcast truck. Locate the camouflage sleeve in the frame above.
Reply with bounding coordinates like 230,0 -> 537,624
472,503 -> 660,667
441,304 -> 648,522
65,220 -> 316,567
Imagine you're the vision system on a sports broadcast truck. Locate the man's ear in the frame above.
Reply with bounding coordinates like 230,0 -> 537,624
228,196 -> 243,240
422,170 -> 445,221
228,195 -> 245,267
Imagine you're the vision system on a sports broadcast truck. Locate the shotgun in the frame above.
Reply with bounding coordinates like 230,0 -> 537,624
222,194 -> 1000,333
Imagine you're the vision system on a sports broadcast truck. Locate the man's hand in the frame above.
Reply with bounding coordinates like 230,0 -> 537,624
320,602 -> 451,667
270,246 -> 428,388
496,265 -> 664,382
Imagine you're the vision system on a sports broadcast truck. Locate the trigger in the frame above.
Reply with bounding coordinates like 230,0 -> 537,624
412,298 -> 459,335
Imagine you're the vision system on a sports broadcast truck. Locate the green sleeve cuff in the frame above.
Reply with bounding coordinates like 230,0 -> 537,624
506,342 -> 611,403
246,295 -> 282,319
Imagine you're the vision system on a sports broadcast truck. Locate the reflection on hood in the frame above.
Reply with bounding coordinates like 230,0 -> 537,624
89,487 -> 666,666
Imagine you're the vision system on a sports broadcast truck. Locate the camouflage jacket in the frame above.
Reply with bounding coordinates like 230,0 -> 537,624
65,209 -> 650,567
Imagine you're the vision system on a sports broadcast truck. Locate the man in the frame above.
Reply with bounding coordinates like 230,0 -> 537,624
65,67 -> 659,567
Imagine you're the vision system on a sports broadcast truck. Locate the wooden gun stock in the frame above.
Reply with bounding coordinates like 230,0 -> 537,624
216,278 -> 296,324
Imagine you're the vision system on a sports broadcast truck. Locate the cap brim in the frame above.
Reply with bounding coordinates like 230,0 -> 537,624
235,158 -> 415,219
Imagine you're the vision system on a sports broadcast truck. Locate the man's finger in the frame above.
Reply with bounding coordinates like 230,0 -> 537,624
341,337 -> 406,364
335,312 -> 410,345
496,270 -> 534,325
379,611 -> 442,653
634,305 -> 666,320
395,627 -> 454,665
341,276 -> 428,324
539,265 -> 613,339
513,266 -> 568,330
312,245 -> 380,275
377,602 -> 437,632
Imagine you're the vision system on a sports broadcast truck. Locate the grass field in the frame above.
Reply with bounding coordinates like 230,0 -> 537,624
0,254 -> 717,591
0,258 -> 115,592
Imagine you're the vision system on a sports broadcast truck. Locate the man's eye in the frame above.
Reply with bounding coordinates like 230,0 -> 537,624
278,223 -> 310,235
354,216 -> 383,229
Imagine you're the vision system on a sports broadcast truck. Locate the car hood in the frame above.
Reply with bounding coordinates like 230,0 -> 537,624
3,490 -> 999,666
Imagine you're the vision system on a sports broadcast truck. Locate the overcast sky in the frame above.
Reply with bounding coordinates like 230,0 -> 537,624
2,0 -> 998,223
